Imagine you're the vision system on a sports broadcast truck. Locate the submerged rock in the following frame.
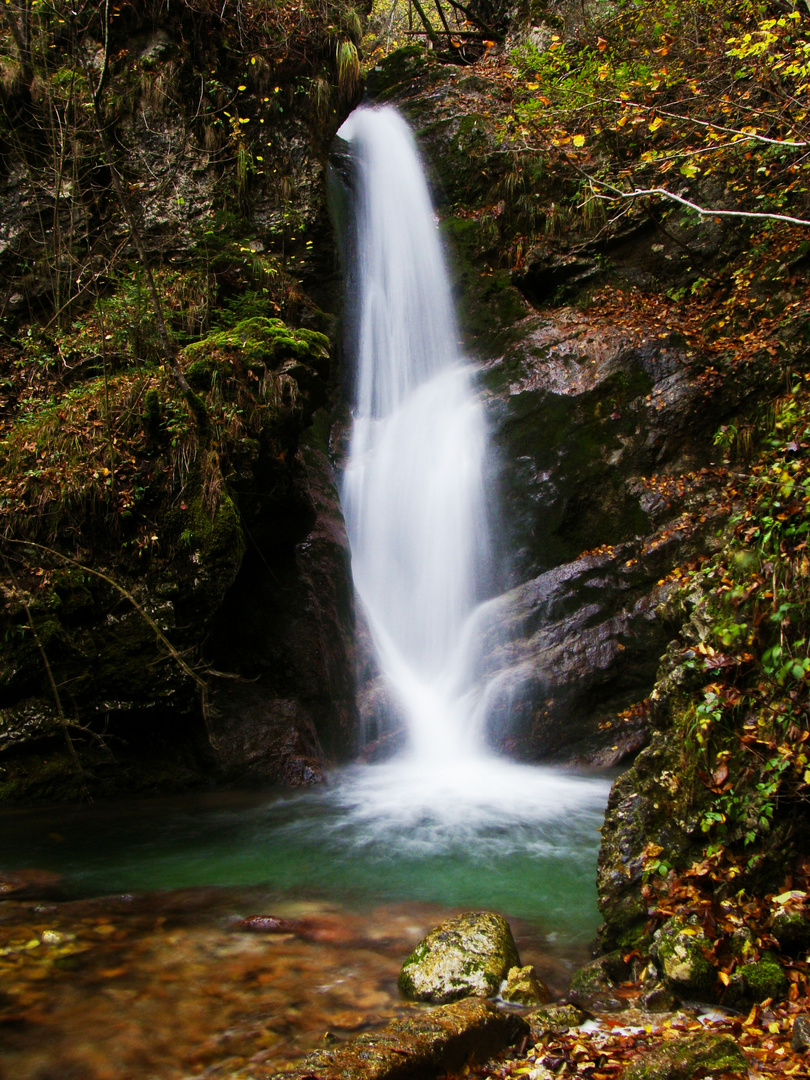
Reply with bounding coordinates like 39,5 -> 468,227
398,912 -> 520,1004
275,996 -> 528,1080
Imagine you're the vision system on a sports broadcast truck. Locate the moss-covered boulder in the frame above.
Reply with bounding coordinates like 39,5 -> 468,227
398,912 -> 520,1004
727,954 -> 789,1006
622,1032 -> 747,1080
651,918 -> 717,999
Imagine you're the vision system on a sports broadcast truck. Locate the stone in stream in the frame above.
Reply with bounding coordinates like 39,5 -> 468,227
398,912 -> 520,1003
273,996 -> 528,1080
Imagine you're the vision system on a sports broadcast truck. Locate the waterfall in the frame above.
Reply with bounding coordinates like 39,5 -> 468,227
337,105 -> 492,761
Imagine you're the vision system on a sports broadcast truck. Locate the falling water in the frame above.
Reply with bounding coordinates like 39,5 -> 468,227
329,103 -> 609,862
339,105 -> 492,761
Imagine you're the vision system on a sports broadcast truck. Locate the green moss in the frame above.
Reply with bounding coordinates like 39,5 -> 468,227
183,317 -> 329,374
622,1032 -> 747,1080
729,954 -> 789,1005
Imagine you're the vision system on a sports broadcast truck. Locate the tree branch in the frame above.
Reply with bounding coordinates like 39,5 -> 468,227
590,180 -> 810,227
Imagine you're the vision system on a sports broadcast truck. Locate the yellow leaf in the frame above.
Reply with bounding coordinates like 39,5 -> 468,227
237,84 -> 247,91
768,1022 -> 781,1034
649,116 -> 664,132
617,114 -> 629,128
718,971 -> 730,986
572,134 -> 586,147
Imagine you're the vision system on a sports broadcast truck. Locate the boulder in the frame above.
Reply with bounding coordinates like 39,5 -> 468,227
525,1003 -> 587,1041
568,956 -> 626,1012
398,912 -> 520,1003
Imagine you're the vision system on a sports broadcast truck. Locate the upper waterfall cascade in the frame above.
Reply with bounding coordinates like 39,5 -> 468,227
338,105 -> 493,761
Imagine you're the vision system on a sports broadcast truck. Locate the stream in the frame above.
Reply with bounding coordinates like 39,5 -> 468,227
0,761 -> 610,1079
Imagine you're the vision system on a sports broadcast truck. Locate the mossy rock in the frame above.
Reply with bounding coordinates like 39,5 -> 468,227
183,317 -> 329,374
525,1003 -> 586,1041
398,911 -> 520,1004
364,44 -> 441,101
651,917 -> 717,998
500,964 -> 550,1006
727,954 -> 789,1005
622,1032 -> 747,1080
568,956 -> 626,1012
772,908 -> 810,955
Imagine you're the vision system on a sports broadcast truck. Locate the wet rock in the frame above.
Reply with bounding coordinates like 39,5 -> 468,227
275,996 -> 528,1080
727,954 -> 789,1005
621,1032 -> 747,1080
772,907 -> 810,955
639,981 -> 677,1013
500,964 -> 551,1006
791,1013 -> 810,1052
524,1003 -> 586,1040
568,956 -> 626,1012
651,918 -> 717,999
398,912 -> 520,1004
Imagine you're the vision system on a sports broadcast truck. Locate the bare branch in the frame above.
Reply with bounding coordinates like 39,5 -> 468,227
589,179 -> 810,227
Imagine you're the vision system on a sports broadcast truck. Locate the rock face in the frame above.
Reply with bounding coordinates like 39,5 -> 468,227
0,2 -> 362,800
398,912 -> 520,1004
275,997 -> 528,1080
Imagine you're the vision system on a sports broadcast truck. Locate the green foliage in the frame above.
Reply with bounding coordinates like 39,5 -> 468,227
668,378 -> 810,860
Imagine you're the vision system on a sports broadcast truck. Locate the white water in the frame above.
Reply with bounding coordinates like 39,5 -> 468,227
339,105 -> 492,761
336,105 -> 609,835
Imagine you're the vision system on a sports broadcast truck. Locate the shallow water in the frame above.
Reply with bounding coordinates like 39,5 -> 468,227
0,761 -> 610,1078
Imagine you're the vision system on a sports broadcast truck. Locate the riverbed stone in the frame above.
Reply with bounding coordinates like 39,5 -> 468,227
273,996 -> 528,1080
398,911 -> 520,1003
621,1032 -> 747,1080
